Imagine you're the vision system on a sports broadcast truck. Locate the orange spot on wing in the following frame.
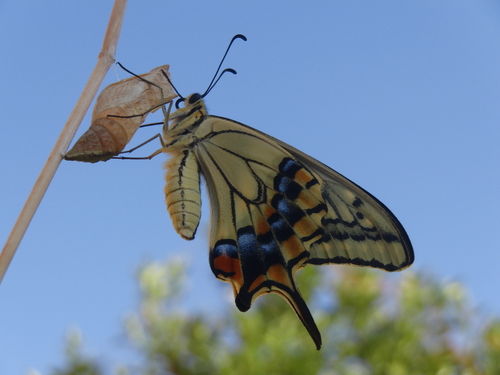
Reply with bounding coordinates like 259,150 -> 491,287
213,255 -> 244,292
295,169 -> 323,197
293,216 -> 322,240
255,216 -> 271,235
281,235 -> 307,261
296,191 -> 318,208
247,274 -> 269,295
264,204 -> 277,218
266,264 -> 291,286
295,169 -> 314,185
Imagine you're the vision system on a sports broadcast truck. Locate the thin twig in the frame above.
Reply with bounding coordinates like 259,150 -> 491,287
0,0 -> 128,283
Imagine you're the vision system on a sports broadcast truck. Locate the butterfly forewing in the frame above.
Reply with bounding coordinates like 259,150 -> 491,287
162,95 -> 413,350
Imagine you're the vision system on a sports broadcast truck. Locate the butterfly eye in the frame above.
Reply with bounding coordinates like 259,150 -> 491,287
188,93 -> 202,104
175,94 -> 201,109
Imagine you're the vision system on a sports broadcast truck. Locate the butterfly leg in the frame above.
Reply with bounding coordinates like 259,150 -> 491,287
112,100 -> 173,160
112,134 -> 165,160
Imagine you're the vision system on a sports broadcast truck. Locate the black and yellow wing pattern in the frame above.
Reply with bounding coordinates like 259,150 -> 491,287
162,94 -> 413,350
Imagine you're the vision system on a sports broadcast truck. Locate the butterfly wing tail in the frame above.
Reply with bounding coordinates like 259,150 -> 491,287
235,284 -> 322,350
228,256 -> 322,350
264,282 -> 322,350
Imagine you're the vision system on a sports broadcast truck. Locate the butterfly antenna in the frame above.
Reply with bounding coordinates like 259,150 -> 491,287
159,69 -> 183,99
202,68 -> 237,98
161,70 -> 187,109
201,34 -> 247,98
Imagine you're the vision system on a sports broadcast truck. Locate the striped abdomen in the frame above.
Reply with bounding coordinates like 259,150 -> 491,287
164,148 -> 201,240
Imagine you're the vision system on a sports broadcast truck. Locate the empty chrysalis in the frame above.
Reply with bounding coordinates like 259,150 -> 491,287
66,65 -> 177,163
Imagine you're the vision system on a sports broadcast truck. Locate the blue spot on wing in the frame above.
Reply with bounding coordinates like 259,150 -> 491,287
237,226 -> 266,281
237,227 -> 258,256
274,174 -> 302,200
279,158 -> 302,177
257,231 -> 284,266
268,212 -> 295,242
271,194 -> 305,225
212,239 -> 239,259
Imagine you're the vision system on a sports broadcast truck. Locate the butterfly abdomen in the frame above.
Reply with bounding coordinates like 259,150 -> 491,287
164,148 -> 201,240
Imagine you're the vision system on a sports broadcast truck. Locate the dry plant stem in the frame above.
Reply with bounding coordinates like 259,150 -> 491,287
0,0 -> 128,283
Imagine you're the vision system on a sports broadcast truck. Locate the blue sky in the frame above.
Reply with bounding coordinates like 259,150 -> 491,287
1,0 -> 500,373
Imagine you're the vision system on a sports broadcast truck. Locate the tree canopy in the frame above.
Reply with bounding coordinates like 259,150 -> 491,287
49,260 -> 500,375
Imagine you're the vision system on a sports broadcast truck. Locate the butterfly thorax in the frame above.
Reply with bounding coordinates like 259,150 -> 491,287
164,94 -> 207,148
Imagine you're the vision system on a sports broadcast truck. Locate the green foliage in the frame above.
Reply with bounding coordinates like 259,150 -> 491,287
49,259 -> 500,375
50,330 -> 102,375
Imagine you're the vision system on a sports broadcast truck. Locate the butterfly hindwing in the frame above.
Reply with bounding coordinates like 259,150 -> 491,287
194,116 -> 323,348
278,142 -> 414,270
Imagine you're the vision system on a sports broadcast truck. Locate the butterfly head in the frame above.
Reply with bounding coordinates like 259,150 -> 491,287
165,93 -> 208,139
165,34 -> 246,135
